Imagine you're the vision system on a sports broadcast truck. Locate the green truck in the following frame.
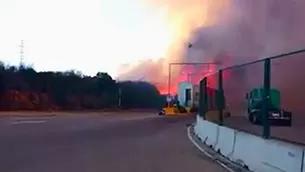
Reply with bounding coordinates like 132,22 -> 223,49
245,88 -> 292,126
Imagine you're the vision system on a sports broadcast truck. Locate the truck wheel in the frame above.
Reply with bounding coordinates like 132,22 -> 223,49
248,114 -> 253,123
158,110 -> 165,116
248,113 -> 255,124
252,115 -> 259,124
285,119 -> 292,127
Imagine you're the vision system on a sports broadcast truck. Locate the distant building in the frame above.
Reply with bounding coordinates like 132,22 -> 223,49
177,82 -> 199,108
177,81 -> 219,110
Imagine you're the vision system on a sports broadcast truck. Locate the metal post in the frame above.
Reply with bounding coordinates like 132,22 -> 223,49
168,64 -> 171,95
202,78 -> 208,119
218,70 -> 224,125
199,79 -> 204,117
262,59 -> 271,139
187,74 -> 190,82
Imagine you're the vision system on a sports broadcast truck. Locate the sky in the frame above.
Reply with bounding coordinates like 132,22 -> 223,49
0,0 -> 174,77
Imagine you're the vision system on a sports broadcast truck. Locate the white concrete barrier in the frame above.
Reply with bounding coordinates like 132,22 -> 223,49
230,131 -> 264,170
232,131 -> 304,172
194,115 -> 207,141
302,149 -> 305,172
261,139 -> 303,172
194,116 -> 219,148
215,126 -> 236,159
194,116 -> 305,172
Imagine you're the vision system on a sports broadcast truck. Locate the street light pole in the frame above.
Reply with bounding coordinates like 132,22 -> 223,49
167,41 -> 221,95
167,62 -> 220,95
187,73 -> 206,83
167,63 -> 172,95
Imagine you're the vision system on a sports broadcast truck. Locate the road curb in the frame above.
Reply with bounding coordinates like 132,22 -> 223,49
187,124 -> 251,172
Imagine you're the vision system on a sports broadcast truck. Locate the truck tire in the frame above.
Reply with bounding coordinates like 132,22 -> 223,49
158,110 -> 165,116
248,114 -> 253,123
285,119 -> 292,127
252,114 -> 259,125
248,113 -> 255,124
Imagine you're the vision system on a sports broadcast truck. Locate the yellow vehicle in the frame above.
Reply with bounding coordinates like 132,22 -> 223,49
158,102 -> 193,116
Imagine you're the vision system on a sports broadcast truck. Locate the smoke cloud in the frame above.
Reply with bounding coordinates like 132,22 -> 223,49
117,0 -> 305,94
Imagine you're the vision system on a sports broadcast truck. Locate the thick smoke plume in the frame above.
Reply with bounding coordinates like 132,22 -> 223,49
117,0 -> 305,95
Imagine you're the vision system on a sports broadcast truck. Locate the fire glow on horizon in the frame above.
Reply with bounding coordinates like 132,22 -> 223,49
117,0 -> 305,95
117,0 -> 230,95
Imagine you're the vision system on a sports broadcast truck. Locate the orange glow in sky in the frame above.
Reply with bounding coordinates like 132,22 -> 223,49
117,0 -> 230,94
0,0 -> 229,91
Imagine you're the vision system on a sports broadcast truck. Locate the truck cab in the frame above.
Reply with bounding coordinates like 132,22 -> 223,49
246,88 -> 281,113
245,88 -> 291,126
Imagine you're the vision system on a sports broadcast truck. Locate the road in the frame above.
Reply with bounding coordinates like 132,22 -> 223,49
0,113 -> 227,172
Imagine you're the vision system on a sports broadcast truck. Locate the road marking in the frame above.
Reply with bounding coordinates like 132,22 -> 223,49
12,117 -> 53,120
187,125 -> 235,172
11,120 -> 47,125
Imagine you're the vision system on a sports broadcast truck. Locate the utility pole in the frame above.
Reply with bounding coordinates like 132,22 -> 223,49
118,87 -> 122,108
19,40 -> 25,69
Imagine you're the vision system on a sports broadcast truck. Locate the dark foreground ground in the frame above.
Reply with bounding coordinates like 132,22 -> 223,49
0,112 -> 227,172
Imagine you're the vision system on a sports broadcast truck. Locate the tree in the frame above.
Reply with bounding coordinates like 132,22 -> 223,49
0,72 -> 5,95
0,62 -> 164,111
119,81 -> 164,109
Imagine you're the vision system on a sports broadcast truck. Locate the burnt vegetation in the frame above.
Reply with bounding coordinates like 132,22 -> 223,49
0,62 -> 165,111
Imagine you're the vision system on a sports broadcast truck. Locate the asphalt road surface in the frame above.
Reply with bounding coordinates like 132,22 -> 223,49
0,113 -> 227,172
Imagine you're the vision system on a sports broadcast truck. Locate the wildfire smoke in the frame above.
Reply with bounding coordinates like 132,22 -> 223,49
117,0 -> 305,95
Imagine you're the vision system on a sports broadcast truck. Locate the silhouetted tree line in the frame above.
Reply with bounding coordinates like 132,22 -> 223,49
0,62 -> 166,111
